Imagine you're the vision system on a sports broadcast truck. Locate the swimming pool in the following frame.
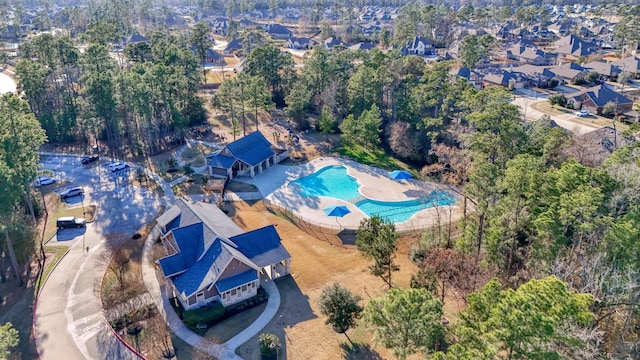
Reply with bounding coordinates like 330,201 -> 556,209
289,165 -> 457,223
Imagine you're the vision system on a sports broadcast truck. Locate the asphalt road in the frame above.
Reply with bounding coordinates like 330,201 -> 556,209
34,154 -> 162,360
512,96 -> 602,135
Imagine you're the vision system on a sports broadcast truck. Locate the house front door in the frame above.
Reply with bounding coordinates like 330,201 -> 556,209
196,292 -> 205,304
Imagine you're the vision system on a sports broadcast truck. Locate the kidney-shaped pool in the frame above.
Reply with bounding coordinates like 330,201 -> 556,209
289,165 -> 456,223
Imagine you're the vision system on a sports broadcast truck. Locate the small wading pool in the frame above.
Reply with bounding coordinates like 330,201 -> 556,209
289,165 -> 457,223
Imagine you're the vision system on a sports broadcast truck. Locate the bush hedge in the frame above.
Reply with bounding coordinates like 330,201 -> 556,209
182,301 -> 226,328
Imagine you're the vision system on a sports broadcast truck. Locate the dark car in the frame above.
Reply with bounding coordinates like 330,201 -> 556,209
56,216 -> 86,229
81,156 -> 99,165
59,186 -> 84,199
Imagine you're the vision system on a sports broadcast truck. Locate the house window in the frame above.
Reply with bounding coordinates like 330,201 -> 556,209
231,289 -> 236,296
252,282 -> 256,288
242,285 -> 247,292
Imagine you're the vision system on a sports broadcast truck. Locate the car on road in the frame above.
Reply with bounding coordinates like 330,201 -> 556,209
81,156 -> 99,165
56,216 -> 86,229
108,162 -> 129,172
59,186 -> 84,199
575,109 -> 590,117
34,176 -> 56,187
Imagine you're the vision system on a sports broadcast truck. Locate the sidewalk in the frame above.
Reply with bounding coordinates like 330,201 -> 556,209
141,227 -> 281,360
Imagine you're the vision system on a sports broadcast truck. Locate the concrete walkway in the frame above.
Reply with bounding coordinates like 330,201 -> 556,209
142,216 -> 282,360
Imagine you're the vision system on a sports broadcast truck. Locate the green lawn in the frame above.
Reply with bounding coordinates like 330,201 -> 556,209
338,144 -> 417,175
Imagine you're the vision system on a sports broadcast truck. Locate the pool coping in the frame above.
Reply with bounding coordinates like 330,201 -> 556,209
246,157 -> 467,232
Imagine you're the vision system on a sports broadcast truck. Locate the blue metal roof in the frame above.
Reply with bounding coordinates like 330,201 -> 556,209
215,269 -> 258,293
208,154 -> 236,169
172,238 -> 223,296
159,222 -> 204,277
229,225 -> 282,259
225,132 -> 275,167
165,215 -> 181,233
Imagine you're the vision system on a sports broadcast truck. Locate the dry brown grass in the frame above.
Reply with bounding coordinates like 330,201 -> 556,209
227,200 -> 459,360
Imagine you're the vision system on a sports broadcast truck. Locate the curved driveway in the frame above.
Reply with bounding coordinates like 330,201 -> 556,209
34,155 -> 162,360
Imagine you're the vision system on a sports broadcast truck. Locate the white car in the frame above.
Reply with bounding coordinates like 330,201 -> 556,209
59,186 -> 84,199
34,176 -> 56,187
108,162 -> 129,172
575,110 -> 590,117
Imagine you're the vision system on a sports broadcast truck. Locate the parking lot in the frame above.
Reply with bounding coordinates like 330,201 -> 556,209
35,154 -> 163,360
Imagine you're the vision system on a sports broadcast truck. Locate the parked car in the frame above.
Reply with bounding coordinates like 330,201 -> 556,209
81,156 -> 99,165
34,176 -> 56,187
575,109 -> 590,117
59,186 -> 84,199
56,216 -> 86,229
108,162 -> 129,172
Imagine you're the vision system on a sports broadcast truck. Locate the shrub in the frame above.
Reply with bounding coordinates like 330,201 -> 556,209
183,163 -> 194,175
259,333 -> 281,358
548,93 -> 567,107
602,101 -> 617,118
547,78 -> 559,88
182,301 -> 226,328
167,157 -> 178,169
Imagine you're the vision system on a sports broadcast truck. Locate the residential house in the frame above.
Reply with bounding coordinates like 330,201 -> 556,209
157,198 -> 291,310
224,38 -> 244,55
401,36 -> 436,56
324,37 -> 347,51
506,44 -> 550,65
583,61 -> 621,80
286,36 -> 315,50
511,64 -> 559,87
567,84 -> 633,115
483,70 -> 527,89
493,23 -> 517,41
454,67 -> 484,89
348,42 -> 377,51
264,24 -> 293,39
189,46 -> 226,66
207,131 -> 287,179
548,21 -> 573,36
612,56 -> 640,78
553,34 -> 599,62
548,62 -> 587,83
211,17 -> 228,35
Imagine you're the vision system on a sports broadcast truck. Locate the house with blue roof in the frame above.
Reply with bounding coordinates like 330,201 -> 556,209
157,198 -> 291,310
207,131 -> 286,179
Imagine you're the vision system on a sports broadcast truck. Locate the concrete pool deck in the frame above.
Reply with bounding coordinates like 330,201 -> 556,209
246,157 -> 466,232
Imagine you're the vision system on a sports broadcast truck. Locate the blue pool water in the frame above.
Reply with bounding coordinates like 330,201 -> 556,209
289,165 -> 361,201
290,165 -> 457,223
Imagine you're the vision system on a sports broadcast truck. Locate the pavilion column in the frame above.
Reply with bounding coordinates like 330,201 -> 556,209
250,166 -> 255,177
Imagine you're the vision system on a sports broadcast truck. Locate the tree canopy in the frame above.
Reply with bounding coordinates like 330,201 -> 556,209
364,288 -> 443,360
